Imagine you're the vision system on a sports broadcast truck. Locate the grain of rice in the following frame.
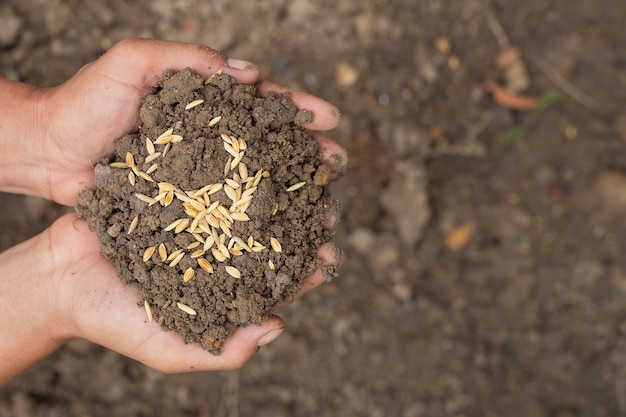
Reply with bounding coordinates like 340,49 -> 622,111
144,300 -> 153,322
169,252 -> 185,267
170,135 -> 183,143
208,116 -> 221,127
165,219 -> 183,232
198,220 -> 213,234
212,248 -> 227,262
143,246 -> 156,262
268,260 -> 275,271
183,268 -> 195,282
208,184 -> 223,195
230,195 -> 252,208
230,152 -> 244,170
225,178 -> 240,189
251,245 -> 266,253
192,233 -> 205,244
186,241 -> 201,250
203,235 -> 215,251
224,156 -> 232,176
233,236 -> 252,252
125,152 -> 135,167
162,143 -> 171,157
225,266 -> 241,279
186,199 -> 205,212
185,99 -> 204,110
230,247 -> 243,256
286,182 -> 306,192
146,164 -> 158,175
188,217 -> 200,234
158,243 -> 167,262
217,205 -> 233,222
231,212 -> 250,222
241,187 -> 257,199
238,138 -> 247,151
198,258 -> 214,273
174,218 -> 190,234
137,171 -> 154,182
167,249 -> 183,262
109,162 -> 128,169
220,133 -> 232,144
131,164 -> 139,175
128,171 -> 136,186
154,135 -> 172,145
192,184 -> 213,197
177,302 -> 197,316
272,203 -> 279,216
204,69 -> 222,84
218,243 -> 230,259
231,136 -> 240,152
175,192 -> 194,203
219,221 -> 232,237
270,237 -> 282,253
224,184 -> 238,201
156,128 -> 173,142
247,236 -> 255,248
164,191 -> 174,206
134,193 -> 156,205
146,138 -> 155,155
223,142 -> 239,158
190,249 -> 206,259
238,163 -> 248,180
252,170 -> 263,187
144,152 -> 161,164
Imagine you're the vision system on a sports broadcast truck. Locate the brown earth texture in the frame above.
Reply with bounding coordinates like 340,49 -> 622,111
2,1 -> 626,416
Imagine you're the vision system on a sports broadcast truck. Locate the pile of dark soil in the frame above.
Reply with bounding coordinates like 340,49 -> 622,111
76,68 -> 337,353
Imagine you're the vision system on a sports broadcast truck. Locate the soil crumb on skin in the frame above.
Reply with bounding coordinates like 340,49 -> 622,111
76,68 -> 338,353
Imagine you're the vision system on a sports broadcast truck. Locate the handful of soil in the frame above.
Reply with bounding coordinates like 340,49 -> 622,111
76,68 -> 338,353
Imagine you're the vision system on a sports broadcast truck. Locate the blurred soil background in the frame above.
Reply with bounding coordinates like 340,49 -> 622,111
1,1 -> 626,416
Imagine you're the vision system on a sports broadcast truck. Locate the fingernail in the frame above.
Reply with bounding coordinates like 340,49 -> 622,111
257,327 -> 285,347
227,58 -> 257,71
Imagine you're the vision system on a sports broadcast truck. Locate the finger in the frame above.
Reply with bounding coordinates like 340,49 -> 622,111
309,131 -> 348,180
256,81 -> 341,131
96,38 -> 260,91
293,242 -> 343,300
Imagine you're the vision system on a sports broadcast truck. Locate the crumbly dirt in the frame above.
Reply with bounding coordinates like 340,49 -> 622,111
2,0 -> 626,416
75,68 -> 336,352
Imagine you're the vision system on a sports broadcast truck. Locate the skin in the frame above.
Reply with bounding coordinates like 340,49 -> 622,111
0,38 -> 347,385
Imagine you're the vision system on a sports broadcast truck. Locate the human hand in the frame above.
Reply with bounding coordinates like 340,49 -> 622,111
0,38 -> 346,383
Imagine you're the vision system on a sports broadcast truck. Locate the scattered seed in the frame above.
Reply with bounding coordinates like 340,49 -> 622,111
238,163 -> 249,180
144,152 -> 161,164
230,247 -> 243,256
224,184 -> 238,201
270,237 -> 282,253
241,187 -> 257,199
146,138 -> 155,155
230,152 -> 244,170
192,184 -> 213,197
143,246 -> 156,262
109,161 -> 128,169
231,212 -> 250,222
233,236 -> 252,252
247,236 -> 255,248
137,171 -> 155,182
167,249 -> 183,262
268,260 -> 275,271
212,248 -> 227,262
162,143 -> 171,157
219,221 -> 232,237
170,135 -> 183,143
163,191 -> 174,207
192,233 -> 205,244
218,243 -> 231,259
186,241 -> 201,250
251,245 -> 266,253
272,203 -> 279,216
224,156 -> 232,176
144,300 -> 153,322
185,99 -> 204,110
204,69 -> 222,84
175,192 -> 194,203
223,142 -> 239,158
198,258 -> 214,273
135,193 -> 156,205
188,217 -> 200,234
190,249 -> 206,259
225,266 -> 241,279
183,268 -> 195,282
208,116 -> 222,127
231,136 -> 240,152
220,133 -> 232,144
128,215 -> 139,234
177,302 -> 197,316
286,182 -> 307,192
169,252 -> 185,267
128,170 -> 136,186
231,195 -> 253,208
208,184 -> 223,195
155,128 -> 173,142
186,199 -> 206,212
225,178 -> 240,189
238,138 -> 247,151
174,218 -> 191,234
165,219 -> 183,232
125,152 -> 135,168
252,170 -> 264,187
158,243 -> 167,262
203,235 -> 215,251
146,164 -> 158,175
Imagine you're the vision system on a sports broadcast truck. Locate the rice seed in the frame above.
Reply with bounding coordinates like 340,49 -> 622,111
146,138 -> 155,155
247,236 -> 255,248
270,237 -> 282,253
231,212 -> 250,222
241,187 -> 257,199
238,138 -> 247,151
183,268 -> 195,282
137,171 -> 154,182
251,245 -> 266,253
223,142 -> 239,158
125,152 -> 135,168
271,203 -> 279,216
186,241 -> 201,250
225,266 -> 241,279
192,233 -> 205,244
128,170 -> 136,186
186,199 -> 206,212
170,135 -> 183,143
144,301 -> 153,322
217,205 -> 233,222
156,128 -> 173,142
230,136 -> 240,152
286,182 -> 307,192
220,133 -> 232,144
144,152 -> 161,164
158,243 -> 167,262
190,249 -> 206,258
268,260 -> 275,271
185,99 -> 204,110
129,215 -> 139,234
175,218 -> 191,234
169,252 -> 185,267
212,248 -> 227,262
204,69 -> 222,84
206,213 -> 220,228
177,302 -> 197,316
219,222 -> 232,238
141,245 -> 156,262
154,135 -> 171,145
199,219 -> 213,234
252,170 -> 264,187
162,143 -> 171,157
230,247 -> 243,256
188,217 -> 200,234
146,164 -> 158,175
233,236 -> 252,252
165,219 -> 183,232
218,243 -> 231,259
203,235 -> 215,251
225,178 -> 240,189
230,152 -> 244,170
109,161 -> 128,169
198,258 -> 214,273
224,184 -> 238,201
208,116 -> 222,127
208,184 -> 223,195
238,163 -> 248,180
224,156 -> 232,176
135,193 -> 156,205
230,195 -> 252,208
163,191 -> 174,207
158,182 -> 176,192
167,249 -> 183,262
175,192 -> 194,203
192,184 -> 214,197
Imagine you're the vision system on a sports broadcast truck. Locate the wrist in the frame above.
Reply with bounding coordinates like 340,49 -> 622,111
0,79 -> 51,199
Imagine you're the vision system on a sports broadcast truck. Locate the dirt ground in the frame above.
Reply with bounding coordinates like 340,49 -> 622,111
1,0 -> 626,416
